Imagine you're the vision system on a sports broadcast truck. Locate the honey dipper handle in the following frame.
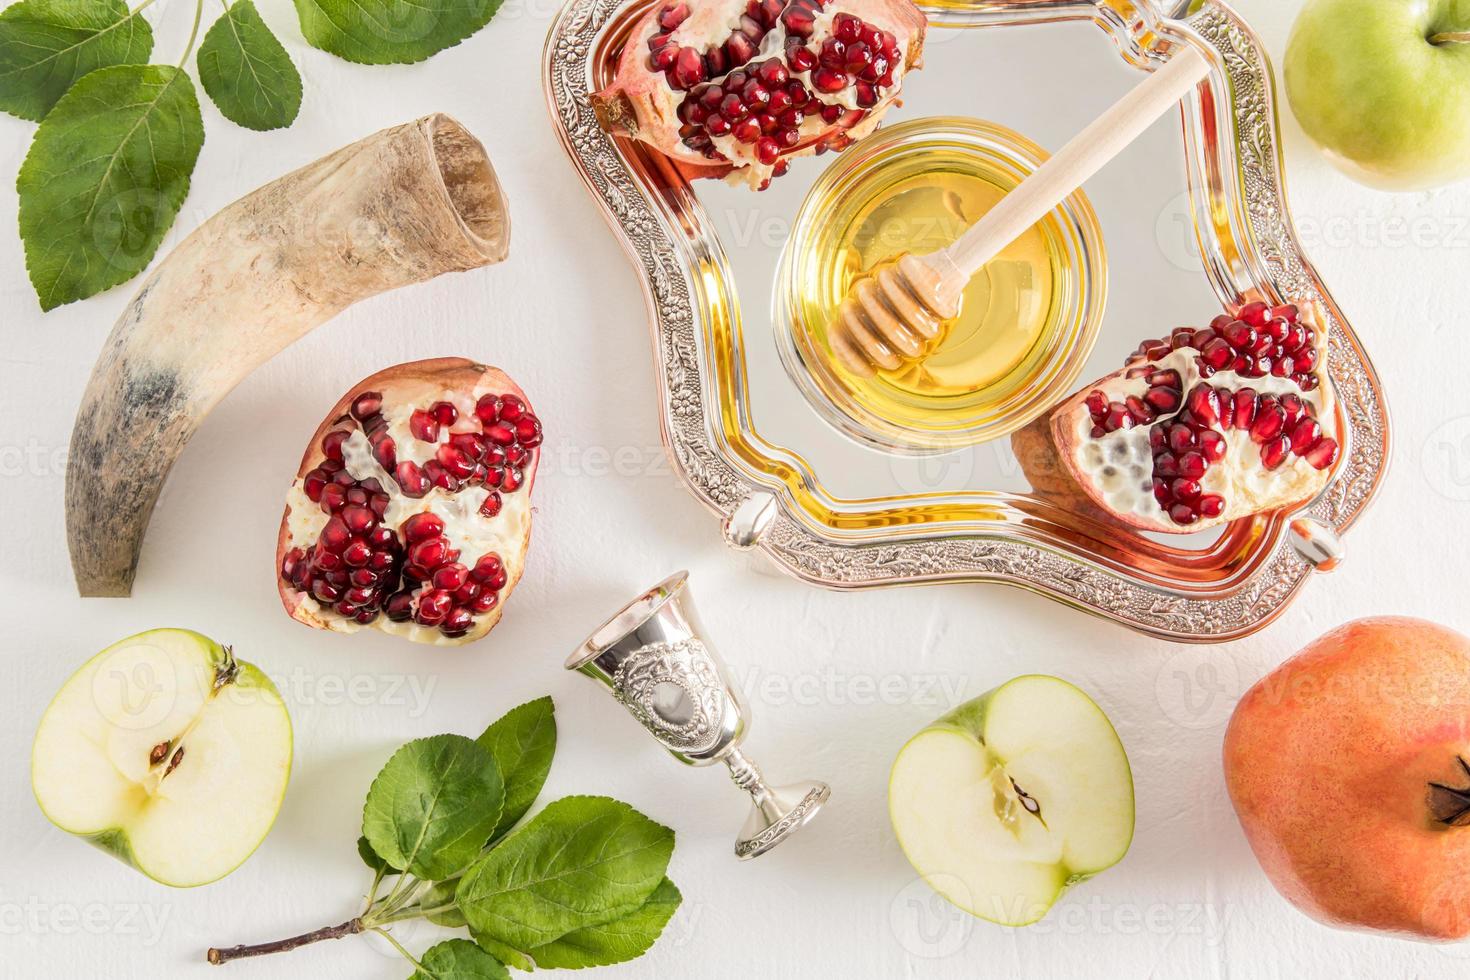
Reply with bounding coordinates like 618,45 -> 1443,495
942,45 -> 1212,278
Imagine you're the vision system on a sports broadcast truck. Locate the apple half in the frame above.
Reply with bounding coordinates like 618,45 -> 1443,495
31,629 -> 293,887
888,675 -> 1134,926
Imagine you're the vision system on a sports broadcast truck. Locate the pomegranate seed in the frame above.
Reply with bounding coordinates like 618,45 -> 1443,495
757,59 -> 787,86
1198,495 -> 1225,518
303,469 -> 328,502
351,392 -> 382,420
442,607 -> 475,636
811,68 -> 848,93
1168,424 -> 1194,454
472,554 -> 503,581
1105,403 -> 1134,432
1126,396 -> 1154,425
1155,454 -> 1180,478
471,590 -> 500,613
395,461 -> 429,497
1169,504 -> 1199,526
1186,384 -> 1220,425
1198,429 -> 1226,462
1153,478 -> 1171,506
385,592 -> 414,621
1250,399 -> 1286,442
1304,438 -> 1339,469
415,590 -> 452,625
502,467 -> 524,493
672,46 -> 705,88
403,512 -> 444,543
320,518 -> 350,552
1289,418 -> 1322,454
1085,390 -> 1109,417
342,505 -> 375,533
437,444 -> 477,479
726,32 -> 757,64
733,118 -> 761,143
1177,451 -> 1207,480
408,410 -> 438,442
1240,302 -> 1269,326
321,430 -> 349,461
705,112 -> 731,136
782,5 -> 815,35
1233,389 -> 1257,430
1172,478 -> 1202,501
433,564 -> 469,591
1260,436 -> 1290,470
409,538 -> 448,570
479,492 -> 503,518
1145,386 -> 1181,413
485,422 -> 516,446
756,137 -> 780,165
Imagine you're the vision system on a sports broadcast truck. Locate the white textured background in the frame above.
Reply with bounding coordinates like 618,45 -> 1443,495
2,0 -> 1468,976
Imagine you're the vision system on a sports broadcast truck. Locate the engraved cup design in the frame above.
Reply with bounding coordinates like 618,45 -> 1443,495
569,571 -> 830,858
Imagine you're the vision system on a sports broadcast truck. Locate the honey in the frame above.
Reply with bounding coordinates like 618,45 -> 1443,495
777,117 -> 1108,452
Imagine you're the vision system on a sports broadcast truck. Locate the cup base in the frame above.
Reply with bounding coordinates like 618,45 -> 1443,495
735,780 -> 831,860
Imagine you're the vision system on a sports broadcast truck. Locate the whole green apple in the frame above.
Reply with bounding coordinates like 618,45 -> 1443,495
1285,0 -> 1470,189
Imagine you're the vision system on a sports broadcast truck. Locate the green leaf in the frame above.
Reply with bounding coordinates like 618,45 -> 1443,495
16,63 -> 203,311
362,734 -> 504,881
456,796 -> 674,952
421,878 -> 467,928
469,932 -> 534,973
528,877 -> 681,969
476,696 -> 556,842
409,939 -> 509,980
196,0 -> 301,131
0,0 -> 153,121
292,0 -> 503,66
358,834 -> 400,874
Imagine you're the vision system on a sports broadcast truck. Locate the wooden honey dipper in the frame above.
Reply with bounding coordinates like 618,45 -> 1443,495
828,46 -> 1212,378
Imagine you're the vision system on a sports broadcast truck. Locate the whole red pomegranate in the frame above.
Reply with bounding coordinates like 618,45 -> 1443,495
277,359 -> 541,645
592,0 -> 926,188
1015,301 -> 1340,532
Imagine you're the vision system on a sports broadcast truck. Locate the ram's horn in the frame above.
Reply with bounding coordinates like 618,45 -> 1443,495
66,113 -> 510,597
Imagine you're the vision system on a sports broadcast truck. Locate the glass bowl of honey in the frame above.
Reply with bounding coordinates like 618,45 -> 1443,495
775,116 -> 1108,454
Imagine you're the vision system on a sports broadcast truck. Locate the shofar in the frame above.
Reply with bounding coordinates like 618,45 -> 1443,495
67,113 -> 510,597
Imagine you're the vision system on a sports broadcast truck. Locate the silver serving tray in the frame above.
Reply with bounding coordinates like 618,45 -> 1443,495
543,0 -> 1389,642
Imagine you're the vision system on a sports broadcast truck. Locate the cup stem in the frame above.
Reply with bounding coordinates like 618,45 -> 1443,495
724,748 -> 770,805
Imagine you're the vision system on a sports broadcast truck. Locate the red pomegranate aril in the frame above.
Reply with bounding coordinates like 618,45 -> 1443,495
1289,417 -> 1322,454
1085,390 -> 1108,417
1250,399 -> 1286,443
1186,384 -> 1221,426
1240,301 -> 1269,326
320,517 -> 350,552
1198,494 -> 1225,518
351,392 -> 382,421
472,554 -> 503,581
1177,451 -> 1207,480
733,118 -> 762,142
471,591 -> 500,614
343,541 -> 371,567
303,470 -> 328,502
408,538 -> 447,570
321,430 -> 349,461
757,59 -> 788,85
1155,454 -> 1179,478
1304,438 -> 1339,469
1168,424 -> 1194,455
384,592 -> 414,621
432,563 -> 469,591
424,460 -> 460,492
436,444 -> 477,479
410,410 -> 440,442
1153,478 -> 1171,506
1169,504 -> 1199,526
442,607 -> 475,636
1105,404 -> 1134,431
479,492 -> 503,518
1260,435 -> 1290,470
1126,396 -> 1154,425
1144,386 -> 1181,413
1198,429 -> 1226,462
502,467 -> 524,493
756,137 -> 780,165
1172,478 -> 1202,501
395,462 -> 429,496
415,590 -> 452,625
782,4 -> 815,35
672,46 -> 706,88
812,68 -> 849,93
342,505 -> 375,533
402,512 -> 444,543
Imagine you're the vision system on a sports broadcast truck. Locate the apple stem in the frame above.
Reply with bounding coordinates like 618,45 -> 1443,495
1429,31 -> 1470,45
205,918 -> 364,965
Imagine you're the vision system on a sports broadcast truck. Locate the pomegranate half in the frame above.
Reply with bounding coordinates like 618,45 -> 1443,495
276,359 -> 541,645
1014,302 -> 1341,533
592,0 -> 926,189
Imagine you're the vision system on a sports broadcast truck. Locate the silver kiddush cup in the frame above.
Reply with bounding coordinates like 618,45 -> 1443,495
568,570 -> 830,859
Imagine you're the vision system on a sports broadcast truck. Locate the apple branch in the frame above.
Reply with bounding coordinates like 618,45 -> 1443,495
206,918 -> 364,965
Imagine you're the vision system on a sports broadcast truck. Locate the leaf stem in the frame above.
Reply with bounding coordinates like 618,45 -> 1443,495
1430,31 -> 1470,45
372,928 -> 424,970
206,919 -> 364,966
178,0 -> 206,67
130,0 -> 161,16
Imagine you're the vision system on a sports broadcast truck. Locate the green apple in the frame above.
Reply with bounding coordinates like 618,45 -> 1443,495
32,629 -> 292,887
888,675 -> 1134,926
1285,0 -> 1470,189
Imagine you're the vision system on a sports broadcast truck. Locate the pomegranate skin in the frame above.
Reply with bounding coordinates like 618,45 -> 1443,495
1224,618 -> 1470,941
276,358 -> 540,647
1014,302 -> 1339,534
591,0 -> 926,188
